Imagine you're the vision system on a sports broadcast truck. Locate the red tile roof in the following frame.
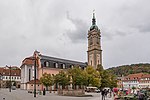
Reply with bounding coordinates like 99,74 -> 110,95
22,57 -> 35,65
141,74 -> 150,78
0,67 -> 21,76
124,73 -> 144,81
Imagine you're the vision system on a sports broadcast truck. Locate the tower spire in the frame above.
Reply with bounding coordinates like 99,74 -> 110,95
92,10 -> 96,25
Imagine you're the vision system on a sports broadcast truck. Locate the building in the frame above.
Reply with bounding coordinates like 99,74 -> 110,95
20,13 -> 102,90
139,74 -> 150,89
0,66 -> 21,88
20,52 -> 87,90
122,73 -> 150,89
117,76 -> 124,89
87,12 -> 102,69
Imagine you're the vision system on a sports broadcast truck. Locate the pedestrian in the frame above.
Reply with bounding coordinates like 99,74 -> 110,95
43,88 -> 46,95
138,93 -> 144,100
101,89 -> 106,100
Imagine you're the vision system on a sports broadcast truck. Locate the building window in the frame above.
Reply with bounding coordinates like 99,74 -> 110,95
89,37 -> 93,45
60,64 -> 65,69
54,63 -> 58,68
44,61 -> 49,67
46,62 -> 49,67
91,61 -> 92,66
63,64 -> 65,69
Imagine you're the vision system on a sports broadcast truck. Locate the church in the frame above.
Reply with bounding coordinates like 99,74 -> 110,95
20,12 -> 102,90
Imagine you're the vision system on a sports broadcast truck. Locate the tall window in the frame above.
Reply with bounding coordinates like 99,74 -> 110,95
91,60 -> 92,66
46,62 -> 49,67
44,61 -> 49,67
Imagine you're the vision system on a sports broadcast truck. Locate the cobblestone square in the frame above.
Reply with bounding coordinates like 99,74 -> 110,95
0,89 -> 113,100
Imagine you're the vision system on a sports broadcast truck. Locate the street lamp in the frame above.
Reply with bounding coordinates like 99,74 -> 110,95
9,66 -> 11,92
34,54 -> 37,97
33,50 -> 39,97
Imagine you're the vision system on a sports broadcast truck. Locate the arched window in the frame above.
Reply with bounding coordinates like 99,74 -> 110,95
54,63 -> 58,68
63,64 -> 65,69
69,65 -> 72,69
60,64 -> 65,69
44,61 -> 49,67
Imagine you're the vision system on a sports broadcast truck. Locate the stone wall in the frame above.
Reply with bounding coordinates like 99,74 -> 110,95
58,89 -> 85,96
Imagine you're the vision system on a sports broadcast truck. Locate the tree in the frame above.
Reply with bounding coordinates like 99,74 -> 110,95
100,70 -> 117,90
86,66 -> 101,87
100,70 -> 110,89
54,70 -> 70,89
109,74 -> 117,89
67,66 -> 85,89
40,73 -> 54,90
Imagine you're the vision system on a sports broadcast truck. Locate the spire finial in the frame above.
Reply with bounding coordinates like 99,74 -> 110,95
93,9 -> 95,19
92,10 -> 96,25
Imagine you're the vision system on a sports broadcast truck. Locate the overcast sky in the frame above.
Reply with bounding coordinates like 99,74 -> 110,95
0,0 -> 150,68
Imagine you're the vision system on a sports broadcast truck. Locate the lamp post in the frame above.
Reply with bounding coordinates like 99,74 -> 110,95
9,66 -> 11,92
34,55 -> 37,97
33,50 -> 39,97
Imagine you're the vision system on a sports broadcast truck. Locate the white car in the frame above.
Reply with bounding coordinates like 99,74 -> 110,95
95,89 -> 101,93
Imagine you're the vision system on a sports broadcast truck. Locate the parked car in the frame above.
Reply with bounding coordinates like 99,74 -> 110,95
95,89 -> 101,93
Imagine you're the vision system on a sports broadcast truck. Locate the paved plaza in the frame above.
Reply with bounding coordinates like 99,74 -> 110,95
0,89 -> 114,100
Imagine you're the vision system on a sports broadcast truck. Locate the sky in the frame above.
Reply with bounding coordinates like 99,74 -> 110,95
0,0 -> 150,69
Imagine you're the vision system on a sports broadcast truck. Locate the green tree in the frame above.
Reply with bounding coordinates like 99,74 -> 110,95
100,70 -> 110,89
67,66 -> 84,89
86,66 -> 101,87
109,74 -> 117,89
54,70 -> 70,89
40,73 -> 54,90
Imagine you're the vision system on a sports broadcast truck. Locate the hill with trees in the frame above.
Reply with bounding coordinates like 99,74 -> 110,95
106,63 -> 150,76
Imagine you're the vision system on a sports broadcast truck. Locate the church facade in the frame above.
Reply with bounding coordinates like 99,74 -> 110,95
20,13 -> 102,90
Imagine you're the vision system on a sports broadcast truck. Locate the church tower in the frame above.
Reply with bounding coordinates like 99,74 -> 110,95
87,12 -> 102,69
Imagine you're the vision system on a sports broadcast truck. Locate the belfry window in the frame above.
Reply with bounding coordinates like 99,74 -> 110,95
89,38 -> 93,45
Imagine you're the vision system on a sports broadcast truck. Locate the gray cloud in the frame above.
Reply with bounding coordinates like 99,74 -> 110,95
65,14 -> 88,43
0,0 -> 150,68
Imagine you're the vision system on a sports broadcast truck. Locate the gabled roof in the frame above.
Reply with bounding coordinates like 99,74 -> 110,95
21,57 -> 35,67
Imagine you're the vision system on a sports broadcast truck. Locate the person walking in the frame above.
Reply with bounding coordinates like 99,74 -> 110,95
101,89 -> 106,100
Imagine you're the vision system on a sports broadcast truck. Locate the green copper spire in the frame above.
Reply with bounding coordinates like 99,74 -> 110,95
90,10 -> 98,31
